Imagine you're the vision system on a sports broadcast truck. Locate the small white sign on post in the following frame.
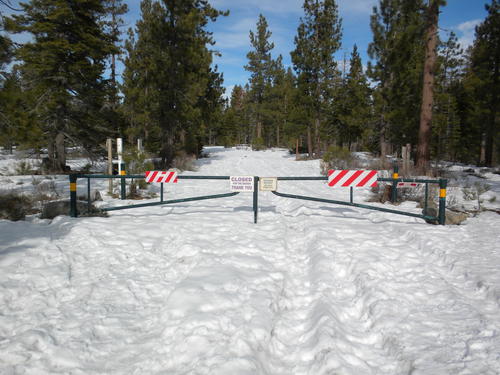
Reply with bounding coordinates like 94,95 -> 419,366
116,137 -> 123,174
230,176 -> 254,192
260,177 -> 277,191
397,182 -> 421,188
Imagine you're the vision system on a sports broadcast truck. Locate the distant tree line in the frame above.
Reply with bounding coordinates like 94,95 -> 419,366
216,0 -> 499,169
0,0 -> 498,172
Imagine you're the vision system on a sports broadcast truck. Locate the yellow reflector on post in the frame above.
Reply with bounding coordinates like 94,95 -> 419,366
120,170 -> 126,176
440,189 -> 446,198
392,172 -> 399,179
70,182 -> 77,191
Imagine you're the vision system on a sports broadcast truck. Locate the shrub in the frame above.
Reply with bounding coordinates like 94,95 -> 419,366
14,160 -> 38,175
172,151 -> 197,172
252,137 -> 266,151
321,145 -> 356,174
122,149 -> 155,198
0,193 -> 34,221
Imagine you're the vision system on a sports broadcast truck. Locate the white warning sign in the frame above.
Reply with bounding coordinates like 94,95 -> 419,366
230,176 -> 254,192
259,177 -> 277,191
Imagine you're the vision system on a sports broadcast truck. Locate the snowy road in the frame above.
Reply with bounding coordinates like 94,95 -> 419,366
1,147 -> 500,374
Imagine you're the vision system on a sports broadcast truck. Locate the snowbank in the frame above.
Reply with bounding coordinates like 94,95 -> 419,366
1,147 -> 499,374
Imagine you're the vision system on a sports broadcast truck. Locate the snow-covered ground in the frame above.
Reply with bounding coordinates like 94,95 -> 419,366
1,147 -> 500,374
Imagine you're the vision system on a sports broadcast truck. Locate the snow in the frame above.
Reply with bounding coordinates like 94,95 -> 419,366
1,147 -> 500,374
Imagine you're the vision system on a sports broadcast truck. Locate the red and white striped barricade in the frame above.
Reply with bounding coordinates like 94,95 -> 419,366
327,170 -> 378,188
145,170 -> 178,183
397,182 -> 421,188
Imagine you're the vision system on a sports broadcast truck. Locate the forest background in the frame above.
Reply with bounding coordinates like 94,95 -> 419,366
0,0 -> 498,173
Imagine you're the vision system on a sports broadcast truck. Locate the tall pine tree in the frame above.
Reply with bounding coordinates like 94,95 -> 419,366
466,0 -> 499,166
433,32 -> 464,162
122,0 -> 227,166
245,14 -> 275,148
291,0 -> 342,157
337,45 -> 372,150
368,0 -> 426,159
416,0 -> 446,173
6,0 -> 116,171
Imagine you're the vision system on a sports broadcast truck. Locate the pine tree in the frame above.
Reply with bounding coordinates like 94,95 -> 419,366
368,0 -> 426,159
466,0 -> 499,166
245,14 -> 275,147
122,0 -> 227,166
104,0 -> 128,96
433,32 -> 463,162
0,18 -> 13,75
222,85 -> 250,145
103,0 -> 128,135
0,69 -> 42,152
337,45 -> 372,149
291,0 -> 342,157
266,59 -> 296,148
416,0 -> 446,174
6,0 -> 116,171
121,0 -> 162,149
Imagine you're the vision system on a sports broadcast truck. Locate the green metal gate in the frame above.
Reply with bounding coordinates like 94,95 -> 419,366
69,170 -> 447,225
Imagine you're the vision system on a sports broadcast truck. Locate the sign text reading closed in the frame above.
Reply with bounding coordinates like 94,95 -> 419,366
230,176 -> 254,192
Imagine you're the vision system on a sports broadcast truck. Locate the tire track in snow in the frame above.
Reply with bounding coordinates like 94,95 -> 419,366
259,192 -> 417,374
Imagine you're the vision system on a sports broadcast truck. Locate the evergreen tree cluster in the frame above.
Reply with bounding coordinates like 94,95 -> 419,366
0,0 -> 498,170
1,0 -> 227,171
217,0 -> 499,166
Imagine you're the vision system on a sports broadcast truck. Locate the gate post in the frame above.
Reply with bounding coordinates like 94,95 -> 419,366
253,176 -> 259,223
120,162 -> 126,200
438,178 -> 447,225
391,162 -> 399,203
69,174 -> 78,217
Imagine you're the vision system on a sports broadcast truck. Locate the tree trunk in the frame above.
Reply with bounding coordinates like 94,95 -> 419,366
379,117 -> 389,163
314,116 -> 320,157
416,0 -> 440,174
47,138 -> 56,171
256,120 -> 262,139
55,132 -> 66,172
160,130 -> 175,168
480,133 -> 486,165
276,123 -> 280,147
307,125 -> 313,159
296,138 -> 299,161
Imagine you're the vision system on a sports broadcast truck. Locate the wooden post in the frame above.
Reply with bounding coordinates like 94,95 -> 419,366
402,143 -> 412,176
402,145 -> 407,176
107,138 -> 113,195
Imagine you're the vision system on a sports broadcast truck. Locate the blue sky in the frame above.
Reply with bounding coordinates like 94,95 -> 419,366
191,0 -> 488,97
2,0 -> 490,97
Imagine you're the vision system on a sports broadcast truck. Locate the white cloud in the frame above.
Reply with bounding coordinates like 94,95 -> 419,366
337,0 -> 378,15
212,0 -> 379,15
212,17 -> 257,49
211,0 -> 302,15
455,19 -> 481,49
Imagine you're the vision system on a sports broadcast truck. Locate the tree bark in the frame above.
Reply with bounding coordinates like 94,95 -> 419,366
47,138 -> 55,171
307,125 -> 313,159
55,132 -> 66,172
480,133 -> 486,165
379,117 -> 389,165
276,123 -> 280,147
416,0 -> 440,174
314,116 -> 320,157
